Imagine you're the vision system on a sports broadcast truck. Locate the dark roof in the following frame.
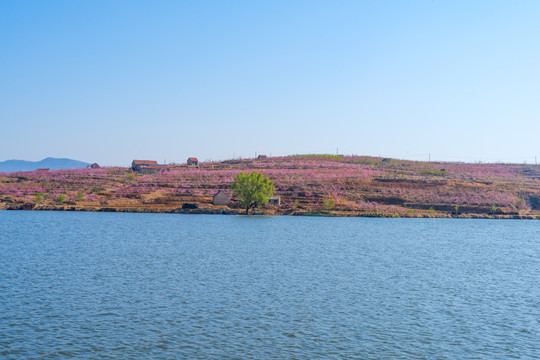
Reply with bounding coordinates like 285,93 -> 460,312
188,157 -> 198,162
132,160 -> 158,166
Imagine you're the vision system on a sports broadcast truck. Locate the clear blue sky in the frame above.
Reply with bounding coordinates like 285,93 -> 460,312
1,0 -> 539,166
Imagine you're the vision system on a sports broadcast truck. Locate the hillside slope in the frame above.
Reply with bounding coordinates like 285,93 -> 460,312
1,155 -> 539,218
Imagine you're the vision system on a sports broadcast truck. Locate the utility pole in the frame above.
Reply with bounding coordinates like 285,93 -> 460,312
428,154 -> 431,162
336,147 -> 339,156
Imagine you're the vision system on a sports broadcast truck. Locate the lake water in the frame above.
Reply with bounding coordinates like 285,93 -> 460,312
0,212 -> 538,359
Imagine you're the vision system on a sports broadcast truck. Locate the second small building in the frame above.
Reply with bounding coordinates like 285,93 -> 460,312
213,190 -> 230,206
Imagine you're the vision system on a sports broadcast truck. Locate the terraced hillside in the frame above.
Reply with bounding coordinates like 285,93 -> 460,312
1,155 -> 539,218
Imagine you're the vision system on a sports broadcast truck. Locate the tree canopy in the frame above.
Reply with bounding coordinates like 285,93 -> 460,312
230,171 -> 275,214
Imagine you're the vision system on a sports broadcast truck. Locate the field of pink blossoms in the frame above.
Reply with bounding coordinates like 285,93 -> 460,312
1,155 -> 539,217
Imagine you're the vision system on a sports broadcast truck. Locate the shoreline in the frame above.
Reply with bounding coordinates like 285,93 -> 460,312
2,207 -> 538,220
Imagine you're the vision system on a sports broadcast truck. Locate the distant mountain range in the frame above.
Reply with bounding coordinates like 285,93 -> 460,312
0,157 -> 90,172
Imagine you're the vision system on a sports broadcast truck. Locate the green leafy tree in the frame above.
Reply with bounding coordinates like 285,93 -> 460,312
230,171 -> 275,214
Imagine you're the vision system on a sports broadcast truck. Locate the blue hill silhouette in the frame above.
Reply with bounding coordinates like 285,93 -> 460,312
0,157 -> 90,172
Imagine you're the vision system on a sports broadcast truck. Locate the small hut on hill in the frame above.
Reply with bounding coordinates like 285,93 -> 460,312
213,190 -> 230,206
131,160 -> 158,172
187,157 -> 199,166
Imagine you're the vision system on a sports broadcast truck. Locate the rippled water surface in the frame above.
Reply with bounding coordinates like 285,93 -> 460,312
0,212 -> 538,359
